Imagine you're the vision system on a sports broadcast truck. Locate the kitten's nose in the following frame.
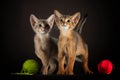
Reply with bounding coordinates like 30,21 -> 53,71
41,28 -> 45,31
63,24 -> 67,27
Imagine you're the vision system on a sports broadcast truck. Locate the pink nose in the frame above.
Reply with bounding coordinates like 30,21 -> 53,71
62,24 -> 67,27
41,28 -> 45,31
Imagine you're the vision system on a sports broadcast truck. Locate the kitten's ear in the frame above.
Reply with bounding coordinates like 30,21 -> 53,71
72,12 -> 81,26
47,14 -> 55,28
30,14 -> 39,28
54,10 -> 62,18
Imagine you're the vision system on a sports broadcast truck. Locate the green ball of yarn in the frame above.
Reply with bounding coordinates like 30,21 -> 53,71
21,59 -> 39,75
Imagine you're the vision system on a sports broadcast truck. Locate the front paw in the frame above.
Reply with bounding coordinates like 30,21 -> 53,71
57,70 -> 64,75
65,67 -> 74,75
65,71 -> 74,75
85,70 -> 93,75
41,66 -> 48,75
88,70 -> 93,74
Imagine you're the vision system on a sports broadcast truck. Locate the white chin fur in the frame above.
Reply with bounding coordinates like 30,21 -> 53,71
40,31 -> 46,34
61,26 -> 69,31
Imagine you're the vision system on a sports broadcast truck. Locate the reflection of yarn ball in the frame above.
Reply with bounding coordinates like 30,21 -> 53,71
98,59 -> 113,75
22,59 -> 39,74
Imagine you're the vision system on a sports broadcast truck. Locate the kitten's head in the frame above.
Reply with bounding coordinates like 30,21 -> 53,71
30,14 -> 55,35
54,10 -> 81,31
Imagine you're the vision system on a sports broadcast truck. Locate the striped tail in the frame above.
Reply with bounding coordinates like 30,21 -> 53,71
76,13 -> 88,34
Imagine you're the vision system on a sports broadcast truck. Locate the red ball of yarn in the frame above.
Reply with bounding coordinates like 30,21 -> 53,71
98,59 -> 113,75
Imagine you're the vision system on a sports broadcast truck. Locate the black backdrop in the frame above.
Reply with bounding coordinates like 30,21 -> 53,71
1,0 -> 119,79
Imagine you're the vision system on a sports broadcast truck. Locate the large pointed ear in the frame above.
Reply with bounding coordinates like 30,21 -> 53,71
72,12 -> 81,26
54,10 -> 63,18
46,14 -> 55,28
30,14 -> 39,28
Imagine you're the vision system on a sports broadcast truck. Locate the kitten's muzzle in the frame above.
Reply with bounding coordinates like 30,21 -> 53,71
62,24 -> 67,27
41,28 -> 45,31
39,28 -> 46,34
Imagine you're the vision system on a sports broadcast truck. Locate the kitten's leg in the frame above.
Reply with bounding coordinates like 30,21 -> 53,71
36,51 -> 49,75
41,65 -> 48,75
57,50 -> 65,75
65,45 -> 76,75
48,59 -> 56,74
40,56 -> 49,75
82,45 -> 93,74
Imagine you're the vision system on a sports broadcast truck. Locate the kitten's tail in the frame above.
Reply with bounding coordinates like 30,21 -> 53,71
76,13 -> 88,34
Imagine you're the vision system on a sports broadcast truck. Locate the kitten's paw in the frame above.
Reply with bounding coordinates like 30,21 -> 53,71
85,70 -> 93,75
65,67 -> 74,75
42,71 -> 48,75
65,71 -> 74,75
41,66 -> 48,75
48,64 -> 56,74
57,70 -> 65,75
88,70 -> 94,74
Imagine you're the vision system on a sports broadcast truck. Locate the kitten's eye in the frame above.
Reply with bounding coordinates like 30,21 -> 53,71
45,24 -> 50,29
39,24 -> 42,27
60,19 -> 63,22
67,19 -> 70,23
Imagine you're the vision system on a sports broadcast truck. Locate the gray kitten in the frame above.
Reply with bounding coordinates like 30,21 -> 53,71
30,14 -> 58,75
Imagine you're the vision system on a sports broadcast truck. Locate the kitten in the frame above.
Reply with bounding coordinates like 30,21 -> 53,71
54,10 -> 93,75
30,14 -> 58,75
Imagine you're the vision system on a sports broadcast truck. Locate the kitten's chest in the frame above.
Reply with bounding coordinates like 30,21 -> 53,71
59,33 -> 75,45
36,34 -> 49,51
40,38 -> 49,50
59,37 -> 70,50
59,34 -> 76,53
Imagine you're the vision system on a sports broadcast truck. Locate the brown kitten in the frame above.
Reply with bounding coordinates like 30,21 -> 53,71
30,14 -> 58,75
54,10 -> 93,75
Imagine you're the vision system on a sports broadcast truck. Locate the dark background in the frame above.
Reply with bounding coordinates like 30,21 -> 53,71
1,0 -> 119,79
